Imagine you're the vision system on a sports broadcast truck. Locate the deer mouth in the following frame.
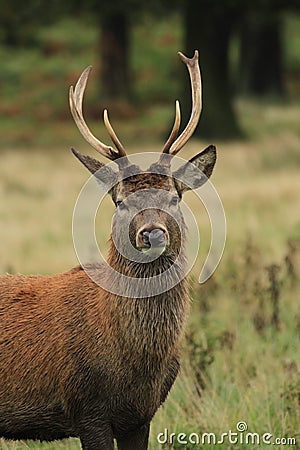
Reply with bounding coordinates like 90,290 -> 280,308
140,243 -> 166,258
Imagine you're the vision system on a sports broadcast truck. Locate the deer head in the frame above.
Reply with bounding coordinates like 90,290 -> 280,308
70,51 -> 216,270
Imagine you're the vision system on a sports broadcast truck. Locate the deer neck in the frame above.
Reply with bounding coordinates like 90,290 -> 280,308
104,238 -> 189,363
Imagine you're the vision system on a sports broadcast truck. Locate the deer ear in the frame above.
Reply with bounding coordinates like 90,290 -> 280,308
173,145 -> 216,195
71,147 -> 118,191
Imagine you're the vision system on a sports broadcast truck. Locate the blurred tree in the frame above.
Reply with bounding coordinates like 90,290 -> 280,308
181,1 -> 242,139
1,0 -> 295,136
180,0 -> 295,138
238,10 -> 285,97
75,0 -> 171,113
99,11 -> 131,105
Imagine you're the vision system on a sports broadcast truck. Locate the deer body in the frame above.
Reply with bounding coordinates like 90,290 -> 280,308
0,52 -> 216,449
0,263 -> 187,448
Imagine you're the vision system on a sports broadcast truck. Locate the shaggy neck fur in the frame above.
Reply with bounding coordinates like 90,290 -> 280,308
99,238 -> 190,370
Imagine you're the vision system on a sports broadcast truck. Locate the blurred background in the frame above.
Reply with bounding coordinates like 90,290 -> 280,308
1,0 -> 300,142
0,1 -> 300,449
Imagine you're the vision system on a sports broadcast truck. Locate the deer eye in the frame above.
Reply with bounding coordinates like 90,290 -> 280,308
116,200 -> 126,210
170,196 -> 180,206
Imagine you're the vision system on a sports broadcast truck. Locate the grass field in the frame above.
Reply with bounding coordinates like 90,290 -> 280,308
0,96 -> 300,449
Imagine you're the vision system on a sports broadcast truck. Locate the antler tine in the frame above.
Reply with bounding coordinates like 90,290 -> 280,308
103,109 -> 126,157
69,66 -> 124,161
165,51 -> 202,156
162,100 -> 181,153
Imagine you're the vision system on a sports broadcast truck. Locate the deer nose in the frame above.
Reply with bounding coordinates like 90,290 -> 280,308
143,229 -> 165,246
137,225 -> 169,249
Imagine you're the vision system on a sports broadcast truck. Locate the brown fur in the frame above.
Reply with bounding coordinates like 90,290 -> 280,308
0,145 -> 216,449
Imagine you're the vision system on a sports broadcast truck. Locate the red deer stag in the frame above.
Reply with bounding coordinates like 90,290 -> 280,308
0,51 -> 216,449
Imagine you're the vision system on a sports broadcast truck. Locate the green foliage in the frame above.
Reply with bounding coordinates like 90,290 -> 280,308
131,15 -> 182,103
284,13 -> 300,71
0,14 -> 183,145
0,0 -> 65,46
1,13 -> 300,128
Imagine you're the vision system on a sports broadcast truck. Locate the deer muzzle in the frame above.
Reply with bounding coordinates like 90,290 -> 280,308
136,224 -> 169,253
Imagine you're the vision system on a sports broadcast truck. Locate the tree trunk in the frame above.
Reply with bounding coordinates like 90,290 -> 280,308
238,11 -> 284,97
182,2 -> 241,139
99,11 -> 132,113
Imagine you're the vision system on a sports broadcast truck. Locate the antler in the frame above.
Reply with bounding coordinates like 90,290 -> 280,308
162,100 -> 181,153
69,66 -> 126,161
70,52 -> 200,161
162,51 -> 202,155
